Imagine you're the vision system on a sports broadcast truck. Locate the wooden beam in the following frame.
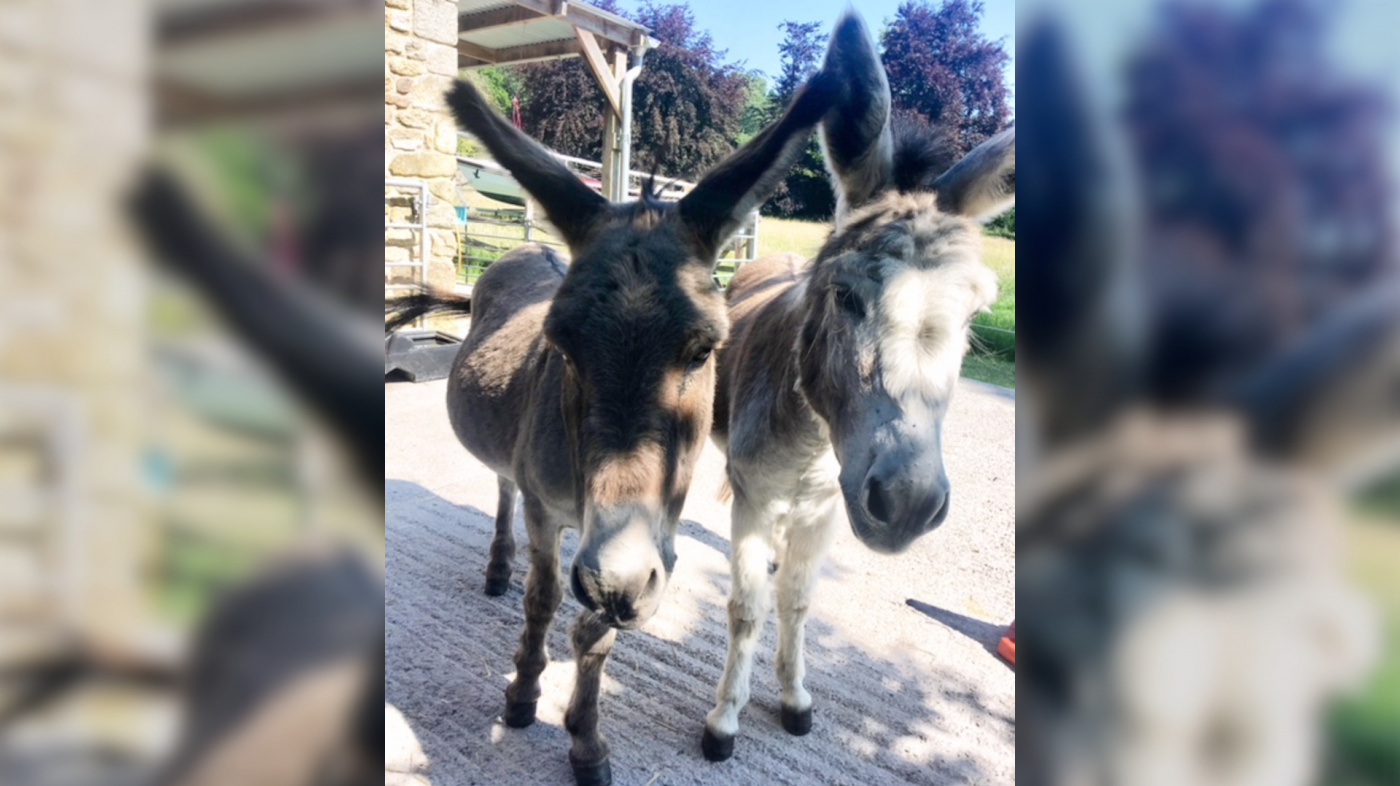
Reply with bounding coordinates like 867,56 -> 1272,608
156,76 -> 382,128
508,0 -> 644,48
158,0 -> 376,47
457,40 -> 499,64
457,36 -> 582,68
575,29 -> 621,117
458,5 -> 544,35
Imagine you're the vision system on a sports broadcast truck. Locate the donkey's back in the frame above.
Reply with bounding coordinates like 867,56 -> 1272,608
713,252 -> 810,450
446,243 -> 568,477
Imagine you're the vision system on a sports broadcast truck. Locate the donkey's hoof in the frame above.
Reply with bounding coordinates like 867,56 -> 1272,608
484,576 -> 510,596
569,757 -> 612,786
502,701 -> 537,728
701,727 -> 735,762
781,705 -> 813,736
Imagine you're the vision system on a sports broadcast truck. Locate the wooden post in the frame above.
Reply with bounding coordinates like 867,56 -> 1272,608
600,111 -> 619,201
597,49 -> 626,201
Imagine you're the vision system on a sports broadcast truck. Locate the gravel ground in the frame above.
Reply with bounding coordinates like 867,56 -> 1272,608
385,376 -> 1015,786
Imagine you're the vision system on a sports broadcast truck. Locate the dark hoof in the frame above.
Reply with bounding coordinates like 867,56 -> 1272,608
569,757 -> 612,786
701,726 -> 734,762
781,705 -> 812,736
484,575 -> 510,596
502,700 -> 537,728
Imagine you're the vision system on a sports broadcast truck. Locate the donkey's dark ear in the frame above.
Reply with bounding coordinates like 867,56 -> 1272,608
446,80 -> 609,248
818,11 -> 893,222
678,69 -> 837,260
1017,18 -> 1142,451
1231,281 -> 1400,485
932,125 -> 1015,219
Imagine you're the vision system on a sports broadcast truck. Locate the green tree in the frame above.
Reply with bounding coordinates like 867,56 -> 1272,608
882,0 -> 1011,155
507,2 -> 748,181
764,19 -> 832,220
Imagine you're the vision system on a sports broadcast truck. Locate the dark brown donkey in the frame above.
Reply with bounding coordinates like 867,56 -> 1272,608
385,75 -> 835,786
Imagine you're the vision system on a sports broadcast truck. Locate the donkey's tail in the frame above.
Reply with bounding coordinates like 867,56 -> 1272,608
385,289 -> 473,334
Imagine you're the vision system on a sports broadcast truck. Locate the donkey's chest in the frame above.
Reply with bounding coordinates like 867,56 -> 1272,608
742,444 -> 842,525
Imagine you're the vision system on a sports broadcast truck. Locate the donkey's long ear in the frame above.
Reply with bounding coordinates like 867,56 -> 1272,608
446,80 -> 609,248
818,11 -> 893,222
932,125 -> 1016,219
1231,281 -> 1400,487
1017,18 -> 1143,453
678,70 -> 837,260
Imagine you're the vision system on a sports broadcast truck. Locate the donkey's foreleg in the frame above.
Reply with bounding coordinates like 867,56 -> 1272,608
484,476 -> 517,596
502,497 -> 562,728
702,495 -> 775,762
774,503 -> 838,736
563,610 -> 618,786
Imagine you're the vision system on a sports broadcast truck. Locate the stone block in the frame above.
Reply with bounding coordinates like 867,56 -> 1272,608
389,152 -> 456,178
426,43 -> 458,77
389,58 -> 424,77
414,0 -> 460,46
396,108 -> 434,129
434,120 -> 457,154
388,129 -> 425,151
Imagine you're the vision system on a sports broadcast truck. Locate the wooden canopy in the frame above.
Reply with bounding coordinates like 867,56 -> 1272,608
457,0 -> 657,201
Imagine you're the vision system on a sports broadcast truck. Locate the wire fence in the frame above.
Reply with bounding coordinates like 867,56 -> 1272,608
454,206 -> 565,285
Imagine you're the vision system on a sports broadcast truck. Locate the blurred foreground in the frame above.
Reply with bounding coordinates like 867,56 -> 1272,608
0,2 -> 383,785
1019,1 -> 1400,785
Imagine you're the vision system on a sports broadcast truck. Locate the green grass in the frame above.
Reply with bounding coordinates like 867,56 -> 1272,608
450,203 -> 1018,389
757,214 -> 832,259
1325,519 -> 1400,786
759,217 -> 1016,389
961,353 -> 1016,388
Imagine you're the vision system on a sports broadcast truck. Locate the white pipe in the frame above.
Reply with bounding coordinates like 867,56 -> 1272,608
619,49 -> 644,200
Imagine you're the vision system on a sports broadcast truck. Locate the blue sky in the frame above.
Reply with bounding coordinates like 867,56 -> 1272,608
609,0 -> 1016,109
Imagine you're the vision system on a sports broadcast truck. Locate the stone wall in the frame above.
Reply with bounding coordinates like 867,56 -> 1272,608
385,0 -> 461,291
0,0 -> 150,658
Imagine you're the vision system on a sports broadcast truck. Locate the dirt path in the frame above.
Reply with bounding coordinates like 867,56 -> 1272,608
385,378 -> 1015,786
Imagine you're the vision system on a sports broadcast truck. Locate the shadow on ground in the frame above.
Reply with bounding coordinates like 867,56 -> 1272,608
385,479 -> 1011,786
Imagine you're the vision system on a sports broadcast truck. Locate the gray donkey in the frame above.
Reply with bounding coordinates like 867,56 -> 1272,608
385,73 -> 836,786
700,12 -> 1014,761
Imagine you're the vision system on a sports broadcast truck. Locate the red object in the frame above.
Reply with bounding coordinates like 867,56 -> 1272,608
998,622 -> 1015,665
512,95 -> 522,129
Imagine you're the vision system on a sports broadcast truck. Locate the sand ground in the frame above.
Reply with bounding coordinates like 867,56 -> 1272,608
385,377 -> 1014,786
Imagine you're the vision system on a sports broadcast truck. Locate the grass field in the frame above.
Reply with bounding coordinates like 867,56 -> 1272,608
449,202 -> 1015,389
1327,518 -> 1400,785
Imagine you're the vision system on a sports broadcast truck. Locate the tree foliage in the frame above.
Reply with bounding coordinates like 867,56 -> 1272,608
627,3 -> 749,178
474,0 -> 1012,224
505,2 -> 747,181
1123,0 -> 1396,401
986,206 -> 1014,239
736,71 -> 770,144
881,0 -> 1011,155
512,54 -> 610,162
772,21 -> 825,109
764,20 -> 832,219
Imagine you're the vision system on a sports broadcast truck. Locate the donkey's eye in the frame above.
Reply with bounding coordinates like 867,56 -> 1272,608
833,284 -> 865,319
686,346 -> 713,369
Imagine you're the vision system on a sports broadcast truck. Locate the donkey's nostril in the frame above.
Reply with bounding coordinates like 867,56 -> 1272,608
646,568 -> 659,593
865,477 -> 892,525
570,563 -> 598,611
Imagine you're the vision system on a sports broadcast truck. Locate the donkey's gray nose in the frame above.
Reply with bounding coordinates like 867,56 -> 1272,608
570,545 -> 664,629
862,465 -> 950,539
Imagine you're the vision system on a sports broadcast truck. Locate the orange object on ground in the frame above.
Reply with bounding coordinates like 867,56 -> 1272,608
997,621 -> 1015,665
